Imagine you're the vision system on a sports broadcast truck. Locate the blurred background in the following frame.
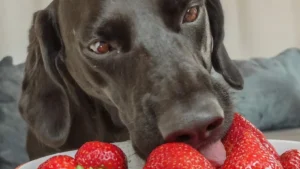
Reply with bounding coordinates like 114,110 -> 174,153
0,0 -> 300,63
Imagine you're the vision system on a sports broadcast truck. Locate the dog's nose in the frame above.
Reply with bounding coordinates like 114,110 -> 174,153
158,97 -> 224,147
164,115 -> 223,145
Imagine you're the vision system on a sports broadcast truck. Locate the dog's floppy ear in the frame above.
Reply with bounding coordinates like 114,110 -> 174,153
206,0 -> 244,90
19,2 -> 71,148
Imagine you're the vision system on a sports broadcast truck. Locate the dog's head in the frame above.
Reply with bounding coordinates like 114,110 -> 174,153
19,0 -> 243,165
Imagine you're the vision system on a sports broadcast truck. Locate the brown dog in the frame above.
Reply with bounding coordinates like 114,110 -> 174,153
19,0 -> 243,166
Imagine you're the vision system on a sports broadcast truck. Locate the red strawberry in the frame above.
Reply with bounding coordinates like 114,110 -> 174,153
75,141 -> 127,169
280,149 -> 300,169
221,131 -> 283,169
222,113 -> 279,159
143,143 -> 215,169
38,155 -> 77,169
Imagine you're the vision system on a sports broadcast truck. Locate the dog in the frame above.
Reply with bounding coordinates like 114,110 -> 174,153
19,0 -> 243,166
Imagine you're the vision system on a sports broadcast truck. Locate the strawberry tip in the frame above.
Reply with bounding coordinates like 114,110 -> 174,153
76,165 -> 84,169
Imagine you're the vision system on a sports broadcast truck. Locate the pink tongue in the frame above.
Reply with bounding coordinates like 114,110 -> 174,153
199,140 -> 226,167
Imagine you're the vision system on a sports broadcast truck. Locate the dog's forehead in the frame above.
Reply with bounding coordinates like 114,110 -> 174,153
56,0 -> 159,39
57,0 -> 159,24
56,0 -> 178,44
56,0 -> 204,28
56,0 -> 211,54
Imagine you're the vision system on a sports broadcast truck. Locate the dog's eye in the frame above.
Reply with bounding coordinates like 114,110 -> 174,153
89,41 -> 112,54
183,6 -> 199,23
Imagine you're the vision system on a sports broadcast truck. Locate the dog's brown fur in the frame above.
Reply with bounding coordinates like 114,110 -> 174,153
19,0 -> 243,160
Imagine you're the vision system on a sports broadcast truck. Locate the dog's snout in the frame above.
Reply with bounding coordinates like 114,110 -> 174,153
158,96 -> 225,147
165,116 -> 223,145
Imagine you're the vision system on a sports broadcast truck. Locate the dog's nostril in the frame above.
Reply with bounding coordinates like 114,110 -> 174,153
175,134 -> 192,143
206,118 -> 223,131
163,116 -> 224,145
166,131 -> 196,144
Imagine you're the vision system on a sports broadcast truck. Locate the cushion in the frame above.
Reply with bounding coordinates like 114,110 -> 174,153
0,56 -> 29,169
233,48 -> 300,131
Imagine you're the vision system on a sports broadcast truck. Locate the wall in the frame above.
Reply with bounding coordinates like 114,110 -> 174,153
0,0 -> 51,64
0,0 -> 299,64
222,0 -> 300,59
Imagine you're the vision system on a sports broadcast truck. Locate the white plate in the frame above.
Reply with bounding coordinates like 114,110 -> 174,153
17,139 -> 300,169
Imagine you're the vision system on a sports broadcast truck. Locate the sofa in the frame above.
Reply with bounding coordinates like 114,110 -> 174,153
1,48 -> 300,169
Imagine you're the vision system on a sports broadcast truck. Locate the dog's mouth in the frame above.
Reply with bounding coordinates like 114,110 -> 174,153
197,140 -> 226,167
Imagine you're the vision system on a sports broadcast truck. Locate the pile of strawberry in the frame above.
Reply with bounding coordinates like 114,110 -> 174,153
38,141 -> 128,169
38,113 -> 300,169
